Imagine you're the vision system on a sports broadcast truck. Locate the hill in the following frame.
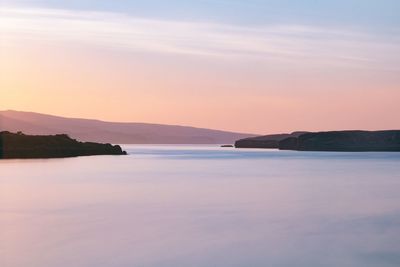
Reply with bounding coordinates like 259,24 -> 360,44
235,132 -> 307,148
0,110 -> 253,144
235,130 -> 400,151
279,130 -> 400,152
0,131 -> 126,159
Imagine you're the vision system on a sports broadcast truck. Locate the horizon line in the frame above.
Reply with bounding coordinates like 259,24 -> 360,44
2,109 -> 399,135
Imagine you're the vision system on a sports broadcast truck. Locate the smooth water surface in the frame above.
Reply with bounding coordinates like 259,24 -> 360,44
1,145 -> 400,267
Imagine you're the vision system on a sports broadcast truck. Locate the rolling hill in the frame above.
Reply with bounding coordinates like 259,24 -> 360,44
0,110 -> 253,144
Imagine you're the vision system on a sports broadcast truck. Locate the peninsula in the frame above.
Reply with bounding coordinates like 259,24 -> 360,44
235,130 -> 400,152
0,131 -> 127,159
235,132 -> 307,149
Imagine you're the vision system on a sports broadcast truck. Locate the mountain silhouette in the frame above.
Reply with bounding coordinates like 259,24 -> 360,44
0,110 -> 253,144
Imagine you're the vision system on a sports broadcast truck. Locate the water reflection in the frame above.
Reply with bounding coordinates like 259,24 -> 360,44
1,145 -> 400,267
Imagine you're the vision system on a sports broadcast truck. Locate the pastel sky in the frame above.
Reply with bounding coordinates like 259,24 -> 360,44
1,0 -> 399,134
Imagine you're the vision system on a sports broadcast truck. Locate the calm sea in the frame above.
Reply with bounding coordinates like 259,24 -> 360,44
1,145 -> 400,267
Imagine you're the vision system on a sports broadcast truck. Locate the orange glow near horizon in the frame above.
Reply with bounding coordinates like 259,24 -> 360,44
1,7 -> 399,134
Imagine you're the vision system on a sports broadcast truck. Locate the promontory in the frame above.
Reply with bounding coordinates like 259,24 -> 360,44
235,130 -> 400,152
0,131 -> 127,159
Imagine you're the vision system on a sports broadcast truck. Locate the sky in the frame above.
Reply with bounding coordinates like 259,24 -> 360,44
1,0 -> 399,134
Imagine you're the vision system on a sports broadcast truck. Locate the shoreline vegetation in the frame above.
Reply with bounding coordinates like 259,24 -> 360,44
0,131 -> 127,159
235,130 -> 400,152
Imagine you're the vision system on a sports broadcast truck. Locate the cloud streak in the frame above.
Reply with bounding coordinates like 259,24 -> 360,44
1,7 -> 399,69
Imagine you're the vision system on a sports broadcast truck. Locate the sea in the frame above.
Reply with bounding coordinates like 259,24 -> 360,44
1,145 -> 400,267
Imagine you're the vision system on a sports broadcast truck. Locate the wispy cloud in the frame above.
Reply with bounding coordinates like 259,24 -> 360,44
1,7 -> 399,69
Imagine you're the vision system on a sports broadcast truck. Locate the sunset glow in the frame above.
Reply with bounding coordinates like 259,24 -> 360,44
1,1 -> 399,133
2,2 -> 400,267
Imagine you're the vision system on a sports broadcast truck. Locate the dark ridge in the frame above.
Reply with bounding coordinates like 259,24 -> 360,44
235,131 -> 308,148
279,130 -> 400,152
0,131 -> 127,159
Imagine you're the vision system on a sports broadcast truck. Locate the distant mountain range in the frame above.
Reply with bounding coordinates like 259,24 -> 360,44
0,110 -> 254,144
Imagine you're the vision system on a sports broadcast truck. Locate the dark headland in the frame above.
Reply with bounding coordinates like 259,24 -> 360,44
235,131 -> 308,149
0,131 -> 127,159
235,130 -> 400,152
